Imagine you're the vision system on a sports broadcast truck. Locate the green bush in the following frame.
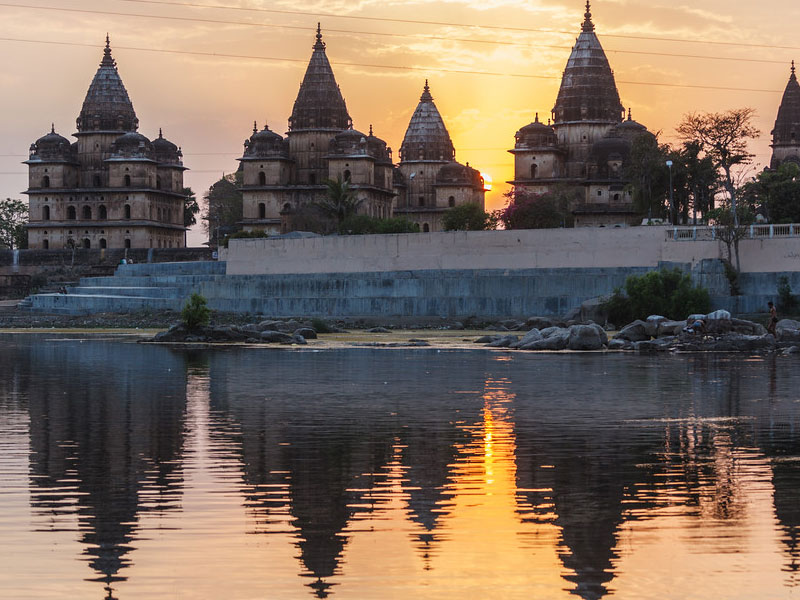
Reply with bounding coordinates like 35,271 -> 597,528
310,318 -> 333,333
603,269 -> 710,324
181,293 -> 211,330
222,229 -> 269,248
778,275 -> 798,313
339,215 -> 420,235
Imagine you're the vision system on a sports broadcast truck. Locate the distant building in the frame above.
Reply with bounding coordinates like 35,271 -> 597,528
238,26 -> 395,234
394,82 -> 486,232
770,62 -> 800,169
509,2 -> 654,227
25,37 -> 187,250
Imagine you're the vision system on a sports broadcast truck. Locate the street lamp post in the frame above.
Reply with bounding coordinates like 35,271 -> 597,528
666,160 -> 674,225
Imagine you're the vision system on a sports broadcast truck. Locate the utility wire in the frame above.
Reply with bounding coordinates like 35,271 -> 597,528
0,2 -> 795,67
0,36 -> 785,94
111,0 -> 800,52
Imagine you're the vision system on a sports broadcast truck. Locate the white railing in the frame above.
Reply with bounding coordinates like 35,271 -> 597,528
665,224 -> 800,242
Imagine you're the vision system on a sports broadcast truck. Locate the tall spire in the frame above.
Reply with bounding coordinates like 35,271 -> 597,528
582,1 -> 594,32
552,2 -> 623,124
76,35 -> 138,133
770,61 -> 800,164
399,80 -> 455,162
288,25 -> 351,131
792,60 -> 797,80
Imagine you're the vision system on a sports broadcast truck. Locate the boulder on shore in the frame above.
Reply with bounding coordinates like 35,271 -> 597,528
615,320 -> 649,342
511,328 -> 543,348
567,324 -> 606,350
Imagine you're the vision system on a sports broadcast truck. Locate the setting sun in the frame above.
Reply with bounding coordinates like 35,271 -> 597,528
481,173 -> 493,192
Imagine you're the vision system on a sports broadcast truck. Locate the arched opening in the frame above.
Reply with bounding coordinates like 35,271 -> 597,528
99,205 -> 107,219
124,174 -> 131,187
448,196 -> 455,207
124,204 -> 131,219
42,239 -> 49,249
343,169 -> 351,182
42,175 -> 50,188
82,205 -> 92,220
418,196 -> 424,207
530,163 -> 538,179
83,238 -> 91,249
613,193 -> 620,201
258,171 -> 266,186
99,238 -> 107,249
423,223 -> 430,232
124,238 -> 131,249
258,203 -> 266,219
156,175 -> 162,190
43,205 -> 50,220
93,175 -> 101,187
67,206 -> 76,220
309,173 -> 317,185
283,203 -> 292,213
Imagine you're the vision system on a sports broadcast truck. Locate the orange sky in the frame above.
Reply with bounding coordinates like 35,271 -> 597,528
2,0 -> 799,245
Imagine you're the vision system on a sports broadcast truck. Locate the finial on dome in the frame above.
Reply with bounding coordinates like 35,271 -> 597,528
582,0 -> 595,32
158,127 -> 163,139
627,107 -> 632,121
534,112 -> 539,123
793,60 -> 796,77
314,22 -> 325,50
51,123 -> 55,134
420,79 -> 433,102
369,124 -> 373,136
264,122 -> 270,131
253,121 -> 258,135
101,34 -> 116,67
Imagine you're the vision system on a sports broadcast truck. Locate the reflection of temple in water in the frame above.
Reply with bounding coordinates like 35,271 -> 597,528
23,339 -> 187,597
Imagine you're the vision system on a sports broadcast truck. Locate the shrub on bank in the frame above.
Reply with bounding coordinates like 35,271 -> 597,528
222,229 -> 269,248
181,293 -> 211,330
604,269 -> 711,324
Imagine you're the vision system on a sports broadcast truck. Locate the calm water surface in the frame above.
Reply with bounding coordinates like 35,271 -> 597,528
1,334 -> 799,599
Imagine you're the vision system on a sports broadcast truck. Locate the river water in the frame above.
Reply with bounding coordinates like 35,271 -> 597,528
0,334 -> 798,599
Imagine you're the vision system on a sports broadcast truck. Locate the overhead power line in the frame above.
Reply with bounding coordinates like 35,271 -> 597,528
111,0 -> 800,52
0,1 -> 796,68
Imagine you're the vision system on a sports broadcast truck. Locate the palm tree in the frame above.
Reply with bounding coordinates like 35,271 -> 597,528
317,177 -> 362,224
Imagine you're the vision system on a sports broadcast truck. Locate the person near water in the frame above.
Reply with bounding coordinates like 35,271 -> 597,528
768,301 -> 778,338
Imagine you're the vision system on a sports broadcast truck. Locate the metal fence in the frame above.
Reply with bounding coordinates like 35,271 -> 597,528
665,224 -> 800,241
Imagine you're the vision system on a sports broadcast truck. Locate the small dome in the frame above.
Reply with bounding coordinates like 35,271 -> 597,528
435,161 -> 484,188
590,131 -> 632,179
392,166 -> 406,186
242,122 -> 289,159
110,132 -> 154,159
29,126 -> 76,162
615,109 -> 649,141
515,114 -> 558,148
152,129 -> 182,165
329,126 -> 391,163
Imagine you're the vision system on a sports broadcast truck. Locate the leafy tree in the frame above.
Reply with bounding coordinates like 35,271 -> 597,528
681,140 -> 718,223
499,188 -> 575,229
182,187 -> 200,246
0,198 -> 28,250
676,108 -> 759,227
604,269 -> 711,324
203,173 -> 243,247
339,215 -> 420,235
623,134 -> 670,221
222,229 -> 269,247
316,177 -> 362,225
441,203 -> 498,231
740,162 -> 800,223
181,293 -> 211,330
706,203 -> 755,273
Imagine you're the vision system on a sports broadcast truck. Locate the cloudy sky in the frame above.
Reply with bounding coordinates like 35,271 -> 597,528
1,0 -> 799,245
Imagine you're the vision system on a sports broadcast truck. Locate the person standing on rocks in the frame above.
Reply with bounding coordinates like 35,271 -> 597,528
768,301 -> 778,338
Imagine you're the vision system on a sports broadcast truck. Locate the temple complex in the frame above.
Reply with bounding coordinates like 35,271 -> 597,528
25,37 -> 187,249
509,2 -> 654,227
770,61 -> 800,169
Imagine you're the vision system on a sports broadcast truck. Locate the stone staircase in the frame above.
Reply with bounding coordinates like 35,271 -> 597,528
23,261 -> 227,315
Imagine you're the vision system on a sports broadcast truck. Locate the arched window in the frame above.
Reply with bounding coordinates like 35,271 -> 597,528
448,196 -> 455,207
309,173 -> 316,185
82,205 -> 92,220
124,204 -> 131,219
43,205 -> 50,220
42,239 -> 49,249
124,174 -> 131,187
99,205 -> 107,219
418,196 -> 424,207
283,203 -> 292,213
83,238 -> 91,249
99,238 -> 107,249
93,175 -> 101,187
613,193 -> 620,201
258,203 -> 266,219
343,169 -> 351,182
530,163 -> 538,179
258,171 -> 266,186
423,223 -> 430,232
156,175 -> 162,190
124,238 -> 131,249
67,206 -> 76,220
42,175 -> 50,188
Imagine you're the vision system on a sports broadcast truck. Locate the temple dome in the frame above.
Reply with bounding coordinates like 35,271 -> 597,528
615,109 -> 649,140
242,123 -> 289,159
399,81 -> 455,162
435,161 -> 483,188
109,131 -> 154,159
152,129 -> 183,165
772,62 -> 800,148
329,126 -> 391,164
552,2 -> 624,125
76,36 -> 139,134
288,25 -> 352,132
27,126 -> 76,162
515,114 -> 558,148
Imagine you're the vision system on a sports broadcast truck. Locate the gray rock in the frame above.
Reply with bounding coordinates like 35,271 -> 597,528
260,330 -> 294,343
522,328 -> 570,350
500,319 -> 525,331
567,324 -> 605,350
563,306 -> 581,322
644,316 -> 666,338
635,338 -> 673,352
487,335 -> 519,348
367,327 -> 391,333
730,318 -> 766,336
777,319 -> 800,342
257,319 -> 283,332
615,320 -> 649,342
687,313 -> 707,321
511,328 -> 543,348
657,320 -> 686,337
539,326 -> 561,338
294,327 -> 317,340
448,321 -> 465,330
706,333 -> 775,352
579,296 -> 611,326
525,317 -> 554,330
607,339 -> 629,350
292,334 -> 308,345
589,323 -> 608,345
707,309 -> 732,320
782,345 -> 800,355
474,335 -> 501,344
646,314 -> 667,322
